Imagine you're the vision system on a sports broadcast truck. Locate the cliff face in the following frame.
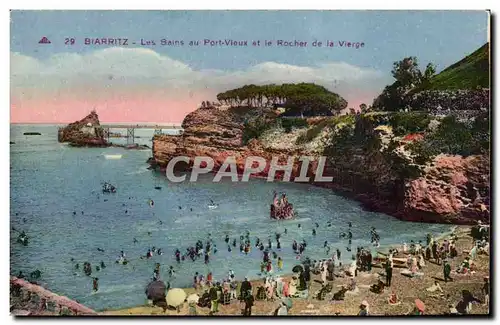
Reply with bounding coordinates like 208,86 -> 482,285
152,107 -> 490,225
58,111 -> 109,147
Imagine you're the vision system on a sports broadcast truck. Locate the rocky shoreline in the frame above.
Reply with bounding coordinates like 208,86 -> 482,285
149,106 -> 490,225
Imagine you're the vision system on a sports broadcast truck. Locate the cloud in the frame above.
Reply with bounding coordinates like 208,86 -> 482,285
11,47 -> 391,111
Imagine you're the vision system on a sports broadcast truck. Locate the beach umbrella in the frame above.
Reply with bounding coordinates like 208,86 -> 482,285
145,281 -> 167,301
187,294 -> 200,304
415,299 -> 425,312
292,265 -> 304,273
166,288 -> 187,307
282,297 -> 293,309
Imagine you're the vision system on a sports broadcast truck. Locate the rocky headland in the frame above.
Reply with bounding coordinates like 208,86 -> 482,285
58,111 -> 109,147
57,111 -> 150,150
150,106 -> 490,225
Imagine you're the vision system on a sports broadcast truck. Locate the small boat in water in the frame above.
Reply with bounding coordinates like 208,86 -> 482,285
104,154 -> 122,160
102,182 -> 117,193
270,191 -> 295,220
208,199 -> 218,209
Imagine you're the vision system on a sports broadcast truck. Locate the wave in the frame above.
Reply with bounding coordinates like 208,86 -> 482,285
104,154 -> 123,160
125,167 -> 150,175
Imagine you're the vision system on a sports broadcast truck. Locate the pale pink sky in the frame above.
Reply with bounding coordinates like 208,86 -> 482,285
10,93 -> 370,124
10,92 -> 211,124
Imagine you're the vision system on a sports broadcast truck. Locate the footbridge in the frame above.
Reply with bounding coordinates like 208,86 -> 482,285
100,124 -> 183,145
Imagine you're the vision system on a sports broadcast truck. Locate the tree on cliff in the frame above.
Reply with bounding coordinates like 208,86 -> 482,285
372,57 -> 436,111
216,83 -> 347,116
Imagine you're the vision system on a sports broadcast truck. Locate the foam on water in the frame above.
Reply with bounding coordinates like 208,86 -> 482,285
10,125 -> 453,311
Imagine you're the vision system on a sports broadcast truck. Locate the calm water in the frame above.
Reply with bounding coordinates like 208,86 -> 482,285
10,124 -> 452,311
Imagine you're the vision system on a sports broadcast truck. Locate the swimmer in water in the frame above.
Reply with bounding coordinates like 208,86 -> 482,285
315,222 -> 319,228
133,238 -> 138,244
93,277 -> 99,292
284,228 -> 288,234
312,229 -> 316,236
298,224 -> 301,228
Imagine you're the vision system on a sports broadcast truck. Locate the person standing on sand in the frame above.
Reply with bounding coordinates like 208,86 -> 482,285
482,277 -> 489,308
443,259 -> 452,282
243,291 -> 254,316
385,255 -> 393,287
240,277 -> 252,300
209,284 -> 219,315
358,301 -> 369,316
188,301 -> 197,315
277,257 -> 283,271
230,275 -> 238,300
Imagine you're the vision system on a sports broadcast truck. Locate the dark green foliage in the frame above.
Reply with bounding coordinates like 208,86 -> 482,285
391,56 -> 423,89
296,124 -> 325,145
295,115 -> 357,145
323,115 -> 381,157
371,81 -> 406,111
372,43 -> 489,111
388,112 -> 431,136
217,83 -> 347,116
280,118 -> 308,133
242,115 -> 276,144
407,113 -> 490,158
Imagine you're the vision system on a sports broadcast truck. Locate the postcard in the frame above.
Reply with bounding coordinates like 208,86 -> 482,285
10,10 -> 490,317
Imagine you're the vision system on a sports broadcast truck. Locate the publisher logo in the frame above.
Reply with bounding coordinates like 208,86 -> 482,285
38,37 -> 51,44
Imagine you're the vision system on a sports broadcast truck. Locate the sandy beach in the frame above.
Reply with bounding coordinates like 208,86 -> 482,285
101,226 -> 489,316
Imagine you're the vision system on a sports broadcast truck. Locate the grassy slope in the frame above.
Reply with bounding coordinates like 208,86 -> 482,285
419,43 -> 490,91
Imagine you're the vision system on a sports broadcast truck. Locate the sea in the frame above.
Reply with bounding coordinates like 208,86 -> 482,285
10,124 -> 453,311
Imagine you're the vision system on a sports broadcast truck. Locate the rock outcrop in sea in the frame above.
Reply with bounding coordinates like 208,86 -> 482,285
58,111 -> 109,147
151,106 -> 490,225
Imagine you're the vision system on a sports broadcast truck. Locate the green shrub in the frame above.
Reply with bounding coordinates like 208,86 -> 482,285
388,112 -> 431,136
407,113 -> 490,158
296,125 -> 323,145
242,116 -> 276,144
280,118 -> 309,133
